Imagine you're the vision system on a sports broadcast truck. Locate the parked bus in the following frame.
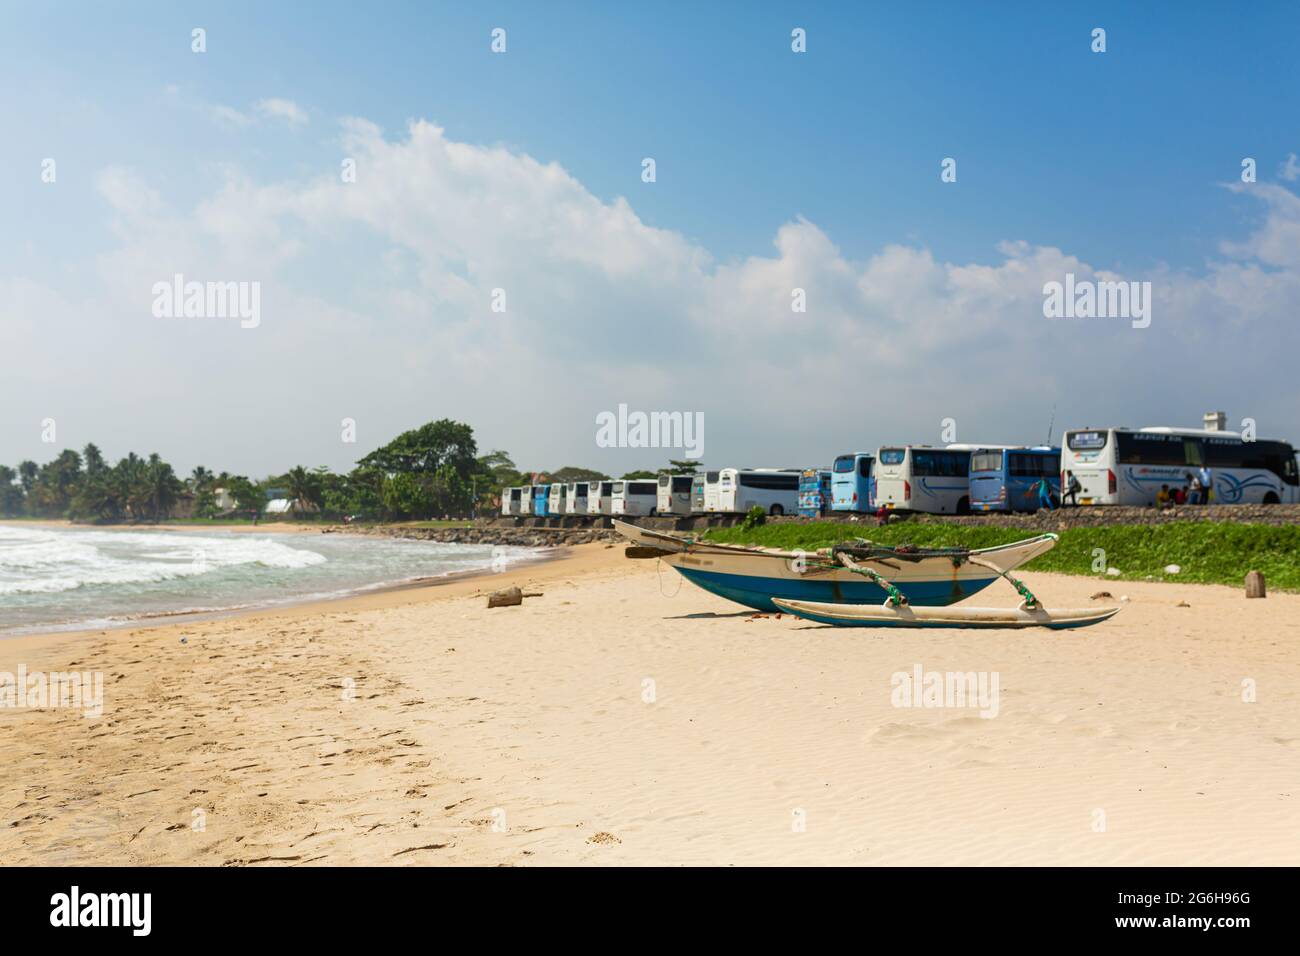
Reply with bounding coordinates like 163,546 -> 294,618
502,486 -> 525,516
656,474 -> 694,515
610,480 -> 659,516
692,471 -> 722,512
1060,426 -> 1300,505
564,482 -> 588,514
873,445 -> 990,514
517,484 -> 534,516
531,484 -> 550,517
586,481 -> 615,515
969,447 -> 1061,512
716,468 -> 801,515
798,469 -> 833,517
546,483 -> 565,516
831,452 -> 874,512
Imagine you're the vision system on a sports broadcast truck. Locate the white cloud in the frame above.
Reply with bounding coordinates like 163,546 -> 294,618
5,118 -> 1300,475
255,98 -> 308,127
1280,152 -> 1300,182
209,104 -> 252,128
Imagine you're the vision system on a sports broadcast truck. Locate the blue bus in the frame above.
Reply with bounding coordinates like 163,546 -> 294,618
831,453 -> 874,512
969,447 -> 1061,512
532,484 -> 551,517
798,469 -> 833,517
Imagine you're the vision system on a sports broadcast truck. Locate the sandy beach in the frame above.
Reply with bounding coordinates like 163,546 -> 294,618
2,543 -> 1298,866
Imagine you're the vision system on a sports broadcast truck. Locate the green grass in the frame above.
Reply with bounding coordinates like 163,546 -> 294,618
703,521 -> 1300,591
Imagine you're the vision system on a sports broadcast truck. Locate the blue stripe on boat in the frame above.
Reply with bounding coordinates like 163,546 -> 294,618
675,567 -> 996,613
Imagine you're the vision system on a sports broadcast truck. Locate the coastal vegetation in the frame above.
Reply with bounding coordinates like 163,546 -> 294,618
704,521 -> 1300,591
0,418 -> 664,524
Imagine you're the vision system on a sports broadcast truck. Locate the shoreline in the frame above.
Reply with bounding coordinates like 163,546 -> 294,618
0,540 -> 581,649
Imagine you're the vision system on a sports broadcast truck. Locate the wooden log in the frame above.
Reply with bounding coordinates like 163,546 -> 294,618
487,587 -> 522,608
1245,570 -> 1266,599
487,587 -> 543,608
624,545 -> 670,560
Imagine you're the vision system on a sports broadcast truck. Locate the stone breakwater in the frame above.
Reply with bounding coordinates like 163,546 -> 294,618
328,524 -> 622,548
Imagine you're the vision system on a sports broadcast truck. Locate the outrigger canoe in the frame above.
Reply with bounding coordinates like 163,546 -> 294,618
614,520 -> 1119,629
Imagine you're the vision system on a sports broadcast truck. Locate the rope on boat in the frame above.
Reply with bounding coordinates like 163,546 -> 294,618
967,556 -> 1040,610
836,553 -> 908,606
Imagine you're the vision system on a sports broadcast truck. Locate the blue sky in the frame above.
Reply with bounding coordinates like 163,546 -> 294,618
3,2 -> 1300,474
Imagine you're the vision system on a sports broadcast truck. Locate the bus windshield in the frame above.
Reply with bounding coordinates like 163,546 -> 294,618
833,456 -> 855,472
879,448 -> 905,465
971,451 -> 1003,472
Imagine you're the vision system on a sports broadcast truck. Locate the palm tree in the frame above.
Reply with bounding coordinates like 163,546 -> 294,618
284,466 -> 323,516
145,453 -> 181,521
190,465 -> 213,492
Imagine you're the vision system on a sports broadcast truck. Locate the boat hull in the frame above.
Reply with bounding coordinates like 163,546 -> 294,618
675,564 -> 997,612
772,597 -> 1121,630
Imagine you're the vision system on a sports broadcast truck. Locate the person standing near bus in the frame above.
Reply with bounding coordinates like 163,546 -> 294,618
1198,464 -> 1213,504
1033,476 -> 1055,511
1062,470 -> 1082,506
1187,471 -> 1203,505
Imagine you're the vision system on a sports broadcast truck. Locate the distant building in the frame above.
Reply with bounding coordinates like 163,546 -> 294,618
265,498 -> 319,515
211,487 -> 238,511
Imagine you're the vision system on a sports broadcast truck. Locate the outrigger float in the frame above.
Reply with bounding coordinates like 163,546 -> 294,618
614,520 -> 1119,630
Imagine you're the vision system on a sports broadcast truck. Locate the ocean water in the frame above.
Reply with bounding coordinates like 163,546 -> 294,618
0,523 -> 542,636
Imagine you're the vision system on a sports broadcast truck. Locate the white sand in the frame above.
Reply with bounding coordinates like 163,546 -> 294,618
2,543 -> 1297,865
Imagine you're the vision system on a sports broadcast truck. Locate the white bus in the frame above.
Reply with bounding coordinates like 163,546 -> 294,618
547,483 -> 565,515
873,445 -> 1005,515
586,481 -> 615,515
564,482 -> 588,514
715,468 -> 801,515
517,484 -> 533,516
1061,426 -> 1299,505
656,474 -> 694,515
610,480 -> 659,516
692,471 -> 721,512
502,486 -> 526,516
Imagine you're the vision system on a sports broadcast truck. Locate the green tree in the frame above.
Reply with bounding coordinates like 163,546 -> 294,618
620,470 -> 657,480
32,449 -> 83,516
665,459 -> 701,475
358,419 -> 479,515
549,466 -> 608,483
225,475 -> 265,516
284,465 -> 324,515
144,453 -> 182,520
0,466 -> 24,516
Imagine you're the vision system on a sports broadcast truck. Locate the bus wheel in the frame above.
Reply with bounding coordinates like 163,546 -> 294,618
956,496 -> 971,516
1263,492 -> 1280,505
769,504 -> 784,516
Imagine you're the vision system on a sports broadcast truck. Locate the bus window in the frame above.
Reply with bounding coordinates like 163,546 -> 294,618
833,456 -> 854,472
972,451 -> 1002,473
879,449 -> 905,466
1183,439 -> 1204,466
